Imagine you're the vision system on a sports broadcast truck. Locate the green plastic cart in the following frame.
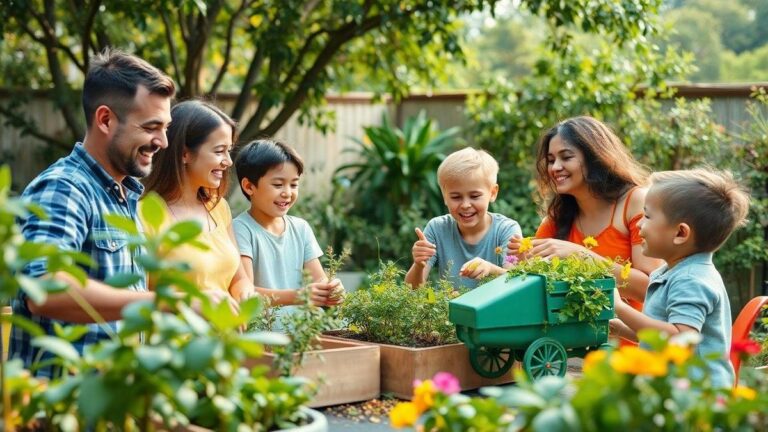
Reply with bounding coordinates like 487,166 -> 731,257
449,274 -> 614,380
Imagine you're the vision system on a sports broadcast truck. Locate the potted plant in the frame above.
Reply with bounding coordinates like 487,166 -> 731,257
327,262 -> 513,399
0,182 -> 327,431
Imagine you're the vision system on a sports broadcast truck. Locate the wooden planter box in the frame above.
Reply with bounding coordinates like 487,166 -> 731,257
324,335 -> 514,399
245,337 -> 380,408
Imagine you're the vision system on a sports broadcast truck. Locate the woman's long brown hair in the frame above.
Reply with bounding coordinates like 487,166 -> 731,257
535,116 -> 649,239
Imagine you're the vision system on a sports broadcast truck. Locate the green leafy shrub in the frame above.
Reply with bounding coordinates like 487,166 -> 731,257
339,262 -> 461,347
334,110 -> 461,227
3,189 -> 318,431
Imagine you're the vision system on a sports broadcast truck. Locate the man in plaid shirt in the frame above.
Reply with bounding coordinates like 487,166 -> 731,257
9,49 -> 232,377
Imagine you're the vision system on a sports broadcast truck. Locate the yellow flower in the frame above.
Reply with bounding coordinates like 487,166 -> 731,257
495,246 -> 503,255
518,237 -> 533,253
663,344 -> 692,365
620,262 -> 632,281
412,379 -> 436,413
610,346 -> 668,377
390,402 -> 420,428
551,256 -> 561,270
732,385 -> 757,400
583,236 -> 599,249
583,350 -> 607,373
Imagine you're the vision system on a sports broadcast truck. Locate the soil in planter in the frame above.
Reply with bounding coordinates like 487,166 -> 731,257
321,397 -> 400,424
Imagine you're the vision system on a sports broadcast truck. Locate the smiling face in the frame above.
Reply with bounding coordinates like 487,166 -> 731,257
243,162 -> 301,224
182,123 -> 233,191
106,86 -> 172,178
546,134 -> 587,196
440,173 -> 498,234
638,188 -> 680,261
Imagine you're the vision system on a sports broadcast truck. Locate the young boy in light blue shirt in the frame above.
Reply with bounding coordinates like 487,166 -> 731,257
405,147 -> 522,290
611,168 -> 750,388
233,139 -> 343,312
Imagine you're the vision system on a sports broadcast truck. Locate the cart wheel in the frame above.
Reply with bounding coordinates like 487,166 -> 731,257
469,346 -> 515,378
523,337 -> 567,379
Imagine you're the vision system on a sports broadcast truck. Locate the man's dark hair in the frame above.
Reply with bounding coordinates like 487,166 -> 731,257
82,48 -> 176,127
235,139 -> 304,200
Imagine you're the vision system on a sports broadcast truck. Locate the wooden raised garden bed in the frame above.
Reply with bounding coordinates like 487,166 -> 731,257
323,335 -> 514,399
246,337 -> 380,407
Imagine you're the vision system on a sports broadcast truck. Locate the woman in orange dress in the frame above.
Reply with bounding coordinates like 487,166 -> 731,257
509,116 -> 662,316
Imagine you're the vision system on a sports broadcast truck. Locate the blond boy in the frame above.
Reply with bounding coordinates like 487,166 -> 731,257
611,168 -> 750,388
405,147 -> 522,289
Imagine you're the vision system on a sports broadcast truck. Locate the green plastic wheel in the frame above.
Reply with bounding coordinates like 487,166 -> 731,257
523,337 -> 567,379
469,346 -> 515,378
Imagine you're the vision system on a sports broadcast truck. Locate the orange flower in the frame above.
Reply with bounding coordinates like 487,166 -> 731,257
583,350 -> 607,373
495,246 -> 503,255
390,402 -> 420,428
610,346 -> 668,377
412,379 -> 436,413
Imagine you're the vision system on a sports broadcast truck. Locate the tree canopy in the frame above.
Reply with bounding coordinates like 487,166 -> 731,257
0,0 -> 500,150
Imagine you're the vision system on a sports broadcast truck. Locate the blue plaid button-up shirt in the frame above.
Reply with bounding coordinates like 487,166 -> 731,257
9,143 -> 146,378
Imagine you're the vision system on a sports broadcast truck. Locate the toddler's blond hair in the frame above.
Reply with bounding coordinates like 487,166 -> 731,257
437,147 -> 499,188
650,168 -> 750,252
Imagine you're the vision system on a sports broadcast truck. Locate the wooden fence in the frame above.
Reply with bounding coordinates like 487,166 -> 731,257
2,84 -> 767,196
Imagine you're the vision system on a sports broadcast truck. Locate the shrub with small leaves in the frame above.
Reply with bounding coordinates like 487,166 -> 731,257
340,262 -> 462,347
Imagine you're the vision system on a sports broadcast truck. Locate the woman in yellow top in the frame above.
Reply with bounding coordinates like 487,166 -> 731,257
141,100 -> 251,300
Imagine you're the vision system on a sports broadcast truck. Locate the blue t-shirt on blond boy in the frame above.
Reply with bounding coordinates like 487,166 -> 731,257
424,212 -> 522,290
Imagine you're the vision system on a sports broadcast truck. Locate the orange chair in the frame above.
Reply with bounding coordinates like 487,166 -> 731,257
731,296 -> 768,385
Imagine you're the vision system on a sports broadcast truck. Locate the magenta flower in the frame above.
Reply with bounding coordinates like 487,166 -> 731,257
432,372 -> 460,395
505,254 -> 519,266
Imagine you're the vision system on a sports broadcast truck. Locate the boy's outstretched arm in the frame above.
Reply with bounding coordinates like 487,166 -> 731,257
614,293 -> 698,336
609,318 -> 638,342
405,227 -> 435,288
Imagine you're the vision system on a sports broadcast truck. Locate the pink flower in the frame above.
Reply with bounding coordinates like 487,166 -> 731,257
505,255 -> 519,266
432,372 -> 460,395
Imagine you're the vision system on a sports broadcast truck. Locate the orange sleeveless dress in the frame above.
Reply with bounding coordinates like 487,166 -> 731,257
535,188 -> 644,344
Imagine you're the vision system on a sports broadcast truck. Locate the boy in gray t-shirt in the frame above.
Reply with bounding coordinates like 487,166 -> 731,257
233,139 -> 343,311
405,147 -> 522,290
611,168 -> 751,388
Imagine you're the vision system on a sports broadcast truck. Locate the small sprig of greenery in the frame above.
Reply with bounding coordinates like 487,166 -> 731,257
325,245 -> 350,302
340,262 -> 462,347
506,253 -> 615,324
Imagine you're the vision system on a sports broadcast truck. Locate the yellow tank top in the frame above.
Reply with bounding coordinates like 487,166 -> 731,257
139,198 -> 240,295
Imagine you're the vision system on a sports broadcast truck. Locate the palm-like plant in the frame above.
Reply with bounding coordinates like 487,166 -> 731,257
335,110 -> 462,226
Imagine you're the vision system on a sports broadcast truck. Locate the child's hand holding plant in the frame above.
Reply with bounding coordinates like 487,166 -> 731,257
325,246 -> 350,303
